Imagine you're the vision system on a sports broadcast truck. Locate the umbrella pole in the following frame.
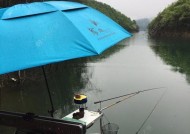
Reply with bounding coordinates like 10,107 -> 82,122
42,66 -> 55,117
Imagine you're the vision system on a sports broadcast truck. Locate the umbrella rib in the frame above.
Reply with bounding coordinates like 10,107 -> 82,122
59,10 -> 99,55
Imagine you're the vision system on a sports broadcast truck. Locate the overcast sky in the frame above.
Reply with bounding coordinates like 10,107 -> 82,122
96,0 -> 177,20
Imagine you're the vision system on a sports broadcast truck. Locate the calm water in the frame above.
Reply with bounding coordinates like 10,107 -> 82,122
0,32 -> 190,134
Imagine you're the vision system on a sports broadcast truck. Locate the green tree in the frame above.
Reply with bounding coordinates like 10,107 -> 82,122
0,0 -> 138,32
148,0 -> 190,39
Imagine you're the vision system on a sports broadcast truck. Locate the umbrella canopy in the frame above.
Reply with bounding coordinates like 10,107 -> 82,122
0,1 -> 131,75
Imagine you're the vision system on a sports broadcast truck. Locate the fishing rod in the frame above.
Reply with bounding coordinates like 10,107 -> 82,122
98,93 -> 139,134
97,87 -> 166,134
94,87 -> 165,104
99,93 -> 138,112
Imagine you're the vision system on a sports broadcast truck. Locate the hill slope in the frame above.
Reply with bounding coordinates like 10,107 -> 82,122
0,0 -> 139,32
136,18 -> 150,31
148,0 -> 190,39
78,0 -> 138,32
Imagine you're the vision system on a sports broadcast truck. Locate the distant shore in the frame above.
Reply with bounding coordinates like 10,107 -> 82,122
148,31 -> 190,40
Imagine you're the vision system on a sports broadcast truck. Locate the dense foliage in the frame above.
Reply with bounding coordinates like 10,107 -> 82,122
0,0 -> 138,32
77,0 -> 138,32
148,0 -> 190,39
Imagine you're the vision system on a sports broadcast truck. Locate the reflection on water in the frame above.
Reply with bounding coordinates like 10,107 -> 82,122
0,40 -> 128,133
0,40 -> 127,114
0,32 -> 190,134
150,40 -> 190,84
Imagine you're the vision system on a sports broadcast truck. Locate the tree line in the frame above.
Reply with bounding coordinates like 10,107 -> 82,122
148,0 -> 190,39
0,0 -> 138,32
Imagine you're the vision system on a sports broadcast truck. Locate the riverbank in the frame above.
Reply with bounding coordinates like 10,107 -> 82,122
148,0 -> 190,40
148,30 -> 190,40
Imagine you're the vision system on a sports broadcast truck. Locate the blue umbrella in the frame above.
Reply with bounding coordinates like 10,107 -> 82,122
0,1 -> 131,75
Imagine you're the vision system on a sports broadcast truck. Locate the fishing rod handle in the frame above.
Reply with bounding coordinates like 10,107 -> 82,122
94,101 -> 101,104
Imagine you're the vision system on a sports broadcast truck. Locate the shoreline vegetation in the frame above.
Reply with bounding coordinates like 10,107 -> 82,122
0,0 -> 139,33
148,0 -> 190,40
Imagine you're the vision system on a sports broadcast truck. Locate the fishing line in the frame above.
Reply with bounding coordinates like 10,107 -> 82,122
103,113 -> 110,124
136,89 -> 167,134
99,93 -> 139,134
